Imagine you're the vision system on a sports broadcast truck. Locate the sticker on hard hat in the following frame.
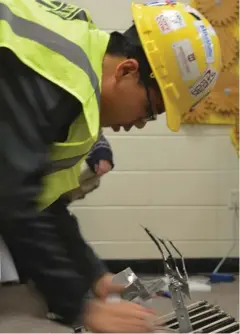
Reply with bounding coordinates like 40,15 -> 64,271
173,39 -> 200,81
194,21 -> 214,64
190,68 -> 217,97
184,5 -> 204,20
208,24 -> 217,36
156,10 -> 186,34
147,1 -> 163,6
147,0 -> 176,6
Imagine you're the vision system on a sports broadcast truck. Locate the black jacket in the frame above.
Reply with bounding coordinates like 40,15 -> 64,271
0,48 -> 107,325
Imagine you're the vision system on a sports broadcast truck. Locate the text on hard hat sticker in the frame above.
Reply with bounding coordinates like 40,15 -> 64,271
172,39 -> 200,81
194,21 -> 214,64
156,10 -> 186,35
189,68 -> 218,97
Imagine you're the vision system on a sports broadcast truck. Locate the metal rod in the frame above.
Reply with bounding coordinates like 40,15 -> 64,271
190,311 -> 225,328
166,306 -> 220,328
157,301 -> 208,324
209,322 -> 239,333
168,283 -> 193,333
196,316 -> 234,333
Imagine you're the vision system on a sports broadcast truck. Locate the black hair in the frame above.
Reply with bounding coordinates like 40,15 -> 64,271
106,25 -> 159,91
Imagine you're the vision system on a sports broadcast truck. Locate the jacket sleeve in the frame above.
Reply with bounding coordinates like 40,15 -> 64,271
86,133 -> 114,172
46,199 -> 108,287
0,49 -> 96,325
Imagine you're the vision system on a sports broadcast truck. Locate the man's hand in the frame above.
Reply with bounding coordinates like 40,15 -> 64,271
83,299 -> 156,333
112,120 -> 147,132
92,273 -> 124,299
94,160 -> 112,176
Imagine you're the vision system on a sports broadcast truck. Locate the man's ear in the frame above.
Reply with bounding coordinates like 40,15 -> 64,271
115,59 -> 139,81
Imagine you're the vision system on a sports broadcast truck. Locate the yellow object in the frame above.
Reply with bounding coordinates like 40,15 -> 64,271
132,1 -> 222,132
182,103 -> 236,124
0,0 -> 110,209
183,99 -> 211,123
214,25 -> 238,71
182,0 -> 239,131
230,113 -> 239,156
205,71 -> 239,114
194,0 -> 239,27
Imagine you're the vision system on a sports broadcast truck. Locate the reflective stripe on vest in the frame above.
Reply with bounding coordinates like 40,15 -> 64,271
45,154 -> 86,175
0,1 -> 110,209
0,2 -> 100,110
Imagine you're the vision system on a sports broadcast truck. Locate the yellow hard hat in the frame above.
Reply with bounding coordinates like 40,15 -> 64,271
131,0 -> 222,131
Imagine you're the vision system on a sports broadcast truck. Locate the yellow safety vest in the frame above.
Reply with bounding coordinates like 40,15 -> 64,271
0,0 -> 110,210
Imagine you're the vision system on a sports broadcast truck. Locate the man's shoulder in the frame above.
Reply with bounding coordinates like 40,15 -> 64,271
36,0 -> 95,27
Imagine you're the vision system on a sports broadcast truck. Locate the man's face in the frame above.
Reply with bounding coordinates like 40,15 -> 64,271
100,57 -> 165,132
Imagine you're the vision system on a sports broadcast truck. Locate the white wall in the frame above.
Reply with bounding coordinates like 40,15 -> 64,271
70,0 -> 239,259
